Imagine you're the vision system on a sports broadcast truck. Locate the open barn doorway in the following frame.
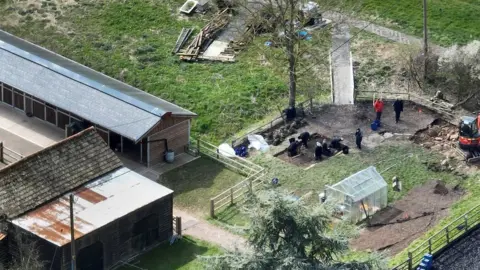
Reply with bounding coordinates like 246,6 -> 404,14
77,241 -> 104,270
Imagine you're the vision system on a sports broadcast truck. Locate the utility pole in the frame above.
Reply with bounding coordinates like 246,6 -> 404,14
70,194 -> 76,270
423,0 -> 428,92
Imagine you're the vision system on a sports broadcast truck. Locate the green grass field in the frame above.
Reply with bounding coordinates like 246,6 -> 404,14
349,0 -> 480,45
158,157 -> 245,216
253,142 -> 466,202
120,236 -> 221,270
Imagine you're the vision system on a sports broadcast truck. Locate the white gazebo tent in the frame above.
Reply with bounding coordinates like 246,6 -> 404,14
325,166 -> 387,223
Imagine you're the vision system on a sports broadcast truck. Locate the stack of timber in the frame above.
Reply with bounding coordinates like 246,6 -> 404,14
172,28 -> 193,54
177,8 -> 232,61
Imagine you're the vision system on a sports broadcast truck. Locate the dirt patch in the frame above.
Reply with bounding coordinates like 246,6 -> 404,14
274,133 -> 346,167
0,0 -> 80,29
351,180 -> 464,255
288,101 -> 438,150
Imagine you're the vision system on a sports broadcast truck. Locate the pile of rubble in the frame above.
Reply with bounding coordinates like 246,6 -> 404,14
414,123 -> 458,152
263,119 -> 308,146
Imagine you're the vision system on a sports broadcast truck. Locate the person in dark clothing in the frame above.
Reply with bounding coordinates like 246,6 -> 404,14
330,136 -> 343,150
287,141 -> 299,157
314,142 -> 323,160
393,99 -> 404,123
322,139 -> 331,156
298,132 -> 310,148
355,128 -> 363,149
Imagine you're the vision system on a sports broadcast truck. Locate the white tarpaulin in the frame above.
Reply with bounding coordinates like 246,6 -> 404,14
218,143 -> 236,157
248,134 -> 270,152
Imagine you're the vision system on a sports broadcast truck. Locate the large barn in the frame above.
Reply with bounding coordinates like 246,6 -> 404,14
0,30 -> 196,166
0,128 -> 174,270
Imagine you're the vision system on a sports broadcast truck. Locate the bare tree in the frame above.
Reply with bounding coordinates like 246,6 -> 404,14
404,41 -> 480,111
8,229 -> 43,270
232,0 -> 347,110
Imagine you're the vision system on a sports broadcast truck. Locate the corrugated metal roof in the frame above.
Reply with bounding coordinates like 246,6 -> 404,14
0,30 -> 196,141
11,167 -> 173,247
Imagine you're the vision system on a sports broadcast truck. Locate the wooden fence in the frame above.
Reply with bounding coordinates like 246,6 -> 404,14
172,216 -> 182,236
0,142 -> 23,164
191,138 -> 263,177
209,169 -> 266,217
188,138 -> 266,217
392,204 -> 480,270
229,98 -> 315,147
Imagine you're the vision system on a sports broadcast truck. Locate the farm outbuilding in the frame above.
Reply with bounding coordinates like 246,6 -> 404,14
325,166 -> 387,223
0,128 -> 174,270
0,30 -> 196,166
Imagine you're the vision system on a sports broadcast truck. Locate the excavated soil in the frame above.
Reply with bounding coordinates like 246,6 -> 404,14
351,180 -> 464,255
274,133 -> 342,167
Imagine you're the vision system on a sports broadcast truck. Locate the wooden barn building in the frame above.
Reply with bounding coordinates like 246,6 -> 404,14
0,128 -> 174,270
0,30 -> 196,166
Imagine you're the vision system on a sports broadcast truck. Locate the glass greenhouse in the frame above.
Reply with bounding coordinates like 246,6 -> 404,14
325,166 -> 387,223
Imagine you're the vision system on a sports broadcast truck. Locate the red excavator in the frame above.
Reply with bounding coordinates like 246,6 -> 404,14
458,114 -> 480,163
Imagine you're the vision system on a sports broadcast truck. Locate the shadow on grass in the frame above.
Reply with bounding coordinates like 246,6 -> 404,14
214,204 -> 249,227
158,157 -> 245,214
121,236 -> 221,270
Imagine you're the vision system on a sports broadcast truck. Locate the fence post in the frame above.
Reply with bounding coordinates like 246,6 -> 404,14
249,179 -> 253,191
176,216 -> 182,236
407,252 -> 412,270
464,215 -> 468,231
445,227 -> 450,244
197,138 -> 200,154
428,239 -> 432,254
230,188 -> 234,205
216,149 -> 219,159
0,142 -> 3,163
210,199 -> 215,218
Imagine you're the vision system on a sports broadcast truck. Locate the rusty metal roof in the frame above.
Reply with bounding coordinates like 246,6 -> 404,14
11,167 -> 173,247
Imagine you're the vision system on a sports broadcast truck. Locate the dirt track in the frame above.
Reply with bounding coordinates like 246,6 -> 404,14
351,181 -> 463,255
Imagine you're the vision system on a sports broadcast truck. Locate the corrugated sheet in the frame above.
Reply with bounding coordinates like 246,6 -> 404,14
0,30 -> 196,141
11,167 -> 173,247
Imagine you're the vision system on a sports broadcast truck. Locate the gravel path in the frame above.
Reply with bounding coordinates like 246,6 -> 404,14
324,12 -> 445,52
174,208 -> 247,252
433,225 -> 480,270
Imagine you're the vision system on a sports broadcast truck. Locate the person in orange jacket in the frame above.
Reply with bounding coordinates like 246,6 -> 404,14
373,97 -> 384,122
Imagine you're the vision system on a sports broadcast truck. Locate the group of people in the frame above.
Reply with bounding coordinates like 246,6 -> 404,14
287,132 -> 311,157
373,97 -> 404,124
314,136 -> 346,160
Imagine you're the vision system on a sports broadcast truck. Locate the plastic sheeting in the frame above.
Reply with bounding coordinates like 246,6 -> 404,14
218,143 -> 236,157
325,166 -> 388,223
248,134 -> 270,152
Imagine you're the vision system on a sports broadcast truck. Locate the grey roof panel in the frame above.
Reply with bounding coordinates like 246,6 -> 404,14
0,30 -> 196,117
0,49 -> 160,141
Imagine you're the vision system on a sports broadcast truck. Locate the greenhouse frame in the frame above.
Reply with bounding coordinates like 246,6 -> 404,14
325,166 -> 387,223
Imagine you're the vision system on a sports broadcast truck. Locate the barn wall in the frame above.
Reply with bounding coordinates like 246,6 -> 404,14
60,194 -> 173,270
147,115 -> 192,137
7,225 -> 62,270
147,120 -> 190,166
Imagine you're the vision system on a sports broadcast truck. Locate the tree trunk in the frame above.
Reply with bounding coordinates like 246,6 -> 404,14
287,0 -> 296,109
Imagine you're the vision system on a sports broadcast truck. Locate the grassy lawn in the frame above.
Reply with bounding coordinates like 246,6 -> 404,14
158,157 -> 245,216
120,236 -> 221,270
252,142 -> 466,203
347,0 -> 480,45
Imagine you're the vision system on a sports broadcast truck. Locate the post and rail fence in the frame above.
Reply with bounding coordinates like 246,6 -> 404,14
187,138 -> 266,218
0,142 -> 23,165
172,215 -> 182,236
392,204 -> 480,270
